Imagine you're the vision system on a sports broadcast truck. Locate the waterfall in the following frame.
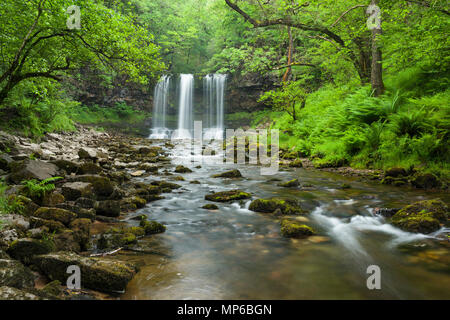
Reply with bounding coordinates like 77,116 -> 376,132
173,74 -> 194,139
204,74 -> 227,140
150,75 -> 171,139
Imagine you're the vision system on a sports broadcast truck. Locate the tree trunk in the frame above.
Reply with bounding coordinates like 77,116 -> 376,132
282,27 -> 293,83
369,0 -> 384,96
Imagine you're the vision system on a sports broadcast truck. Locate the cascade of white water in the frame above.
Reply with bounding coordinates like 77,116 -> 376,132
173,74 -> 194,139
150,75 -> 171,139
204,74 -> 226,140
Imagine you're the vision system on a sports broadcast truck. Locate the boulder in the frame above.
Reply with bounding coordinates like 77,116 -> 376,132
212,169 -> 242,178
29,217 -> 65,233
280,220 -> 315,238
78,163 -> 102,175
51,160 -> 79,174
70,175 -> 114,198
385,167 -> 408,177
53,230 -> 81,252
202,204 -> 219,210
32,252 -> 138,293
0,154 -> 13,171
78,147 -> 98,160
288,159 -> 303,168
411,173 -> 442,189
278,179 -> 300,188
249,198 -> 306,215
75,197 -> 96,209
7,238 -> 54,264
62,182 -> 94,201
94,200 -> 121,217
205,190 -> 251,202
33,207 -> 77,226
41,192 -> 65,207
8,160 -> 59,184
390,199 -> 448,234
174,165 -> 192,173
140,219 -> 166,235
69,218 -> 92,251
0,259 -> 35,289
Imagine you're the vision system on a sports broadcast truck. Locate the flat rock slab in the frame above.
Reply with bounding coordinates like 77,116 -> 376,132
32,252 -> 138,293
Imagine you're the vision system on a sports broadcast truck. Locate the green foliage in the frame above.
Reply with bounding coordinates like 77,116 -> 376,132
70,103 -> 150,125
0,181 -> 24,218
21,177 -> 63,202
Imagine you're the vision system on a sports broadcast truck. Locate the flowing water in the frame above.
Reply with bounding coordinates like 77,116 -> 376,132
150,75 -> 171,139
203,74 -> 227,140
119,141 -> 450,300
173,74 -> 194,139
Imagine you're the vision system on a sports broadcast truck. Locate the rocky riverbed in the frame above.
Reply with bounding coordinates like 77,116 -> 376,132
0,126 -> 448,300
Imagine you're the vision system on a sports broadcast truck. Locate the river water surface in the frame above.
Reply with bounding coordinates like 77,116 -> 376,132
119,140 -> 449,300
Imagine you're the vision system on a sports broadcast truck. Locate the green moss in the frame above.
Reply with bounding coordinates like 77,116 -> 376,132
204,190 -> 251,202
202,204 -> 219,210
278,179 -> 300,188
212,169 -> 242,178
280,220 -> 315,238
249,198 -> 306,215
139,217 -> 166,235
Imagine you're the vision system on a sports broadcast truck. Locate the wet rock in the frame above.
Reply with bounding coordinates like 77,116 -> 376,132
411,173 -> 442,189
69,218 -> 92,251
373,207 -> 400,218
94,200 -> 120,217
385,167 -> 408,177
53,230 -> 81,252
130,170 -> 146,177
174,165 -> 192,173
139,218 -> 166,235
280,220 -> 315,238
205,190 -> 251,202
381,176 -> 408,186
150,181 -> 181,191
288,159 -> 303,168
0,259 -> 35,289
8,160 -> 59,184
7,238 -> 55,264
212,169 -> 242,178
78,148 -> 98,160
202,204 -> 219,210
391,199 -> 448,234
172,176 -> 185,181
278,179 -> 300,188
190,180 -> 201,184
33,207 -> 77,226
29,217 -> 65,233
62,182 -> 94,201
32,252 -> 138,293
249,198 -> 306,215
120,197 -> 146,212
75,197 -> 96,209
41,280 -> 63,297
0,286 -> 42,300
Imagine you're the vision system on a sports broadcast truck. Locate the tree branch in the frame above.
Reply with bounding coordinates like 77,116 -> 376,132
330,5 -> 367,28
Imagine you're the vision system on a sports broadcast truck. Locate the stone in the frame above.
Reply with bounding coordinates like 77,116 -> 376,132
174,165 -> 192,173
411,173 -> 442,189
32,252 -> 138,293
78,148 -> 98,160
280,220 -> 315,238
373,207 -> 400,217
139,218 -> 166,235
204,190 -> 251,202
75,197 -> 96,209
70,175 -> 114,198
69,218 -> 92,251
130,170 -> 145,177
8,160 -> 59,184
41,192 -> 65,207
33,207 -> 77,225
29,217 -> 65,233
278,179 -> 300,188
7,238 -> 54,264
249,198 -> 306,215
51,160 -> 79,174
78,162 -> 103,175
94,200 -> 121,217
212,169 -> 242,178
0,214 -> 30,230
202,204 -> 219,210
0,154 -> 13,171
53,230 -> 80,252
385,167 -> 408,177
62,182 -> 94,201
0,259 -> 35,289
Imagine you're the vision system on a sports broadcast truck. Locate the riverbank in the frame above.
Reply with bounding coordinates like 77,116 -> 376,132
0,126 -> 449,299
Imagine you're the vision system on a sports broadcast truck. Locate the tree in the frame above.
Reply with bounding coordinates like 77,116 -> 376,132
0,0 -> 164,105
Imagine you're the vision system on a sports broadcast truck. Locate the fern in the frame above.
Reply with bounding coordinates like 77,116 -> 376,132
21,177 -> 63,201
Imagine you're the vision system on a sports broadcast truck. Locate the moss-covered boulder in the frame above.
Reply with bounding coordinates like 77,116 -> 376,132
120,196 -> 147,212
391,199 -> 448,234
70,175 -> 114,198
140,218 -> 166,235
7,238 -> 55,264
249,198 -> 306,215
8,195 -> 39,216
41,192 -> 65,207
411,173 -> 442,189
174,165 -> 192,173
212,169 -> 242,178
69,219 -> 92,251
94,200 -> 121,217
0,286 -> 42,300
51,160 -> 79,174
149,181 -> 181,191
8,159 -> 59,184
280,220 -> 315,238
278,179 -> 300,188
78,163 -> 103,175
33,207 -> 77,226
289,159 -> 303,168
29,217 -> 65,233
381,176 -> 408,186
205,190 -> 251,202
202,204 -> 219,210
0,259 -> 35,289
62,182 -> 94,201
31,252 -> 138,293
385,167 -> 408,177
